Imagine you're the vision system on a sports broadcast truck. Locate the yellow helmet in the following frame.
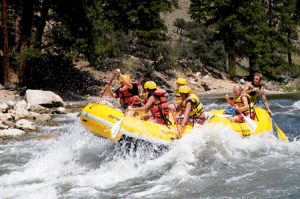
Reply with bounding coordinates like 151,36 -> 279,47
144,81 -> 157,90
178,85 -> 191,94
176,78 -> 187,85
120,74 -> 131,83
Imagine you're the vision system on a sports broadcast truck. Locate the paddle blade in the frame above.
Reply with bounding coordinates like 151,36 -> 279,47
111,117 -> 124,139
275,123 -> 289,142
242,115 -> 257,133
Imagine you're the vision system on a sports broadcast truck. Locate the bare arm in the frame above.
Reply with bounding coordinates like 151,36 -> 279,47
181,102 -> 192,127
225,95 -> 235,106
106,85 -> 117,98
119,74 -> 133,89
129,96 -> 154,112
260,87 -> 271,112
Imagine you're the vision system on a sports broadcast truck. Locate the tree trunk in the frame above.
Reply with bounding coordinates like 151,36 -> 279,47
36,0 -> 50,48
1,0 -> 10,87
287,29 -> 292,66
17,0 -> 35,85
228,52 -> 236,78
14,3 -> 22,53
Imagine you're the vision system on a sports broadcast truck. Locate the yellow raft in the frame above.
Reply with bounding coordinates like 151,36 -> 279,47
80,103 -> 273,144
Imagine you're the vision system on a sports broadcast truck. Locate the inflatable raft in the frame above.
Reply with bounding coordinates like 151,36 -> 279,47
80,103 -> 273,144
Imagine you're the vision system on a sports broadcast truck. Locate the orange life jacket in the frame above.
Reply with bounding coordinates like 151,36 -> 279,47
117,82 -> 141,108
149,89 -> 170,125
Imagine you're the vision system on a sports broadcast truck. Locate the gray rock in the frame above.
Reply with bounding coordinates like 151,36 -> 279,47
6,101 -> 16,111
0,84 -> 4,90
16,119 -> 36,130
0,121 -> 8,129
25,89 -> 64,107
29,104 -> 48,113
0,113 -> 13,122
0,103 -> 9,113
3,120 -> 15,128
54,107 -> 67,114
0,129 -> 26,137
12,109 -> 30,121
35,114 -> 51,124
15,100 -> 29,111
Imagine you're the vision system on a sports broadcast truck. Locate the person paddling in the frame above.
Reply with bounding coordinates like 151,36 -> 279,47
128,81 -> 171,125
175,86 -> 206,136
225,85 -> 254,123
106,69 -> 141,110
244,72 -> 271,113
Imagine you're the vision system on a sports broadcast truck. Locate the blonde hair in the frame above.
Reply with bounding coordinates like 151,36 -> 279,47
233,85 -> 244,92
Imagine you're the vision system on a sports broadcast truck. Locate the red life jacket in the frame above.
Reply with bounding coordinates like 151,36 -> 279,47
149,89 -> 170,125
117,82 -> 141,107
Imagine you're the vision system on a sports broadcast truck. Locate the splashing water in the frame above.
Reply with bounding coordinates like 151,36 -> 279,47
1,98 -> 300,198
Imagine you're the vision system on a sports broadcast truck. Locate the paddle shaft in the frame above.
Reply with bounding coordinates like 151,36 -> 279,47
100,73 -> 117,98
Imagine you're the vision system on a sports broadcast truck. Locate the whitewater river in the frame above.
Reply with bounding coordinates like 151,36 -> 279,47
1,96 -> 300,198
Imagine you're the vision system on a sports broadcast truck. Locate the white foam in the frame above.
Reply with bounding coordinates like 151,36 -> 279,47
293,101 -> 300,109
1,114 -> 300,198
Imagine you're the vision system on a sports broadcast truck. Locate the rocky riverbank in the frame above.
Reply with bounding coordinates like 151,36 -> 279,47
0,88 -> 67,138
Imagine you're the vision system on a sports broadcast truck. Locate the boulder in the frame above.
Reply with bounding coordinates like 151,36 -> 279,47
54,107 -> 67,114
0,103 -> 8,113
0,83 -> 4,90
3,120 -> 15,128
0,121 -> 8,129
35,114 -> 51,124
0,129 -> 26,137
0,113 -> 13,122
12,109 -> 30,121
29,104 -> 49,114
6,101 -> 16,111
16,119 -> 36,130
15,100 -> 29,111
25,89 -> 64,107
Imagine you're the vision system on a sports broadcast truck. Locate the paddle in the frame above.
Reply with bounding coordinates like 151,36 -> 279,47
258,92 -> 288,141
99,73 -> 117,98
226,96 -> 258,133
111,99 -> 137,139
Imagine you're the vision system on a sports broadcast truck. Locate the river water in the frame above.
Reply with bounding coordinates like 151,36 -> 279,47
1,96 -> 300,198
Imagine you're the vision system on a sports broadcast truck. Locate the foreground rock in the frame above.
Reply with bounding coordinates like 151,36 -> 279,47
0,90 -> 67,138
0,103 -> 9,113
16,119 -> 36,131
0,129 -> 26,137
25,89 -> 65,107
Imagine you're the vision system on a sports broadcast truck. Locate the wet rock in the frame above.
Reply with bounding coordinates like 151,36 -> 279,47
3,120 -> 15,128
0,103 -> 9,113
29,104 -> 49,114
25,89 -> 65,107
15,100 -> 29,111
0,113 -> 13,122
16,119 -> 36,130
6,101 -> 16,111
54,107 -> 67,114
28,111 -> 40,120
35,114 -> 51,124
0,121 -> 8,129
12,109 -> 30,121
0,129 -> 26,137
